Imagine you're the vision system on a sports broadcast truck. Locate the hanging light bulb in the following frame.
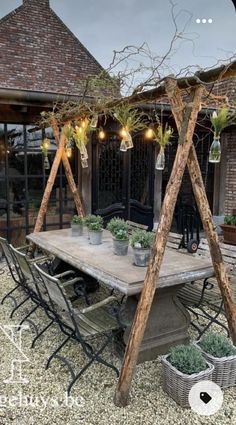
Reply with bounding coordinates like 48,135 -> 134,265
146,127 -> 154,139
66,147 -> 72,158
155,147 -> 165,170
44,156 -> 50,170
209,135 -> 221,163
98,128 -> 105,140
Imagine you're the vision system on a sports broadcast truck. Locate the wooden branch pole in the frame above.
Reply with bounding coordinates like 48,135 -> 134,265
33,134 -> 65,234
165,78 -> 236,344
114,86 -> 203,407
51,118 -> 85,217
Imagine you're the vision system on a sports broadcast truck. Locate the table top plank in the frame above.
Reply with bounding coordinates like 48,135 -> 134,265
27,229 -> 214,295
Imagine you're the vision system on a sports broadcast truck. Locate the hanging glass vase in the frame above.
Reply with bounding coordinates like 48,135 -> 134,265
120,139 -> 127,152
209,136 -> 221,163
81,158 -> 88,168
155,147 -> 165,170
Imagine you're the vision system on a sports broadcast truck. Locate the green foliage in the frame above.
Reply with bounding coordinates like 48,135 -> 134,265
224,215 -> 236,226
84,214 -> 103,227
71,215 -> 83,225
199,333 -> 236,358
113,105 -> 147,133
73,119 -> 90,150
88,221 -> 103,232
210,107 -> 235,137
153,123 -> 173,148
107,217 -> 129,239
130,229 -> 154,249
169,345 -> 208,375
62,124 -> 74,141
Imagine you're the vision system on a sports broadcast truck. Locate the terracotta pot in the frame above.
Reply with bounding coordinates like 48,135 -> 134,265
220,224 -> 236,245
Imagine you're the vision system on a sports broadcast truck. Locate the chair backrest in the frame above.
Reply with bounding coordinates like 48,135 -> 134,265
126,221 -> 148,235
0,237 -> 23,282
197,238 -> 236,275
33,263 -> 75,330
10,245 -> 33,281
151,229 -> 183,250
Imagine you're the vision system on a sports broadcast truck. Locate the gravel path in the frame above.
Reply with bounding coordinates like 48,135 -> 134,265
0,263 -> 235,425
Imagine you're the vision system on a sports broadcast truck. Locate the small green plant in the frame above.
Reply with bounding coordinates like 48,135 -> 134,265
199,333 -> 236,358
88,221 -> 103,232
224,215 -> 236,226
130,229 -> 154,249
210,107 -> 235,137
84,214 -> 103,226
71,215 -> 83,225
107,217 -> 129,239
169,345 -> 208,375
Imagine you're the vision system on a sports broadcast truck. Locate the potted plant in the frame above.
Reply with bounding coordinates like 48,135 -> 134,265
71,215 -> 83,236
107,218 -> 129,256
161,345 -> 214,408
194,333 -> 236,388
130,229 -> 154,266
220,213 -> 236,245
88,220 -> 103,245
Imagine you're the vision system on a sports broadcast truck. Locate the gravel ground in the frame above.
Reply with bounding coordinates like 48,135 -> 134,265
0,262 -> 235,425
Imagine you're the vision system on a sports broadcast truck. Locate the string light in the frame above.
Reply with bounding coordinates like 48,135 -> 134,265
66,147 -> 72,158
98,128 -> 106,140
146,127 -> 154,139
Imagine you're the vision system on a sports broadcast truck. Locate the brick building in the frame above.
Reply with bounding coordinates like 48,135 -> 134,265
0,0 -> 235,246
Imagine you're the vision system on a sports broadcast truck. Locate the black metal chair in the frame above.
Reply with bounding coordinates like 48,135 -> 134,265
34,263 -> 121,395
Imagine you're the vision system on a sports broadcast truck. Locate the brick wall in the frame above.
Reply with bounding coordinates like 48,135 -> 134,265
0,0 -> 103,95
224,127 -> 236,215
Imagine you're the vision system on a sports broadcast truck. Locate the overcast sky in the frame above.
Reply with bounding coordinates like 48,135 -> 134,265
1,0 -> 235,76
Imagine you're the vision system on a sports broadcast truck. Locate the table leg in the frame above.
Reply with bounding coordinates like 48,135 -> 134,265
121,284 -> 191,362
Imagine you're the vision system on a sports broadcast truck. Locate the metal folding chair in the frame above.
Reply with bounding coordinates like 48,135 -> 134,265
34,263 -> 121,395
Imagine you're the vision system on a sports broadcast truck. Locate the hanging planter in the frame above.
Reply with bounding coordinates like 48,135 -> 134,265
113,105 -> 146,152
151,124 -> 173,171
73,119 -> 90,168
209,107 -> 235,164
63,124 -> 74,159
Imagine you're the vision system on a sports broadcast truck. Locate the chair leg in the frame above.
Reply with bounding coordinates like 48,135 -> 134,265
10,295 -> 31,319
67,337 -> 119,395
18,304 -> 40,329
1,284 -> 21,305
46,335 -> 72,370
31,319 -> 55,348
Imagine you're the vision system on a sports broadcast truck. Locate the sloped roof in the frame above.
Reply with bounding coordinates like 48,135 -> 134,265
0,0 -> 103,96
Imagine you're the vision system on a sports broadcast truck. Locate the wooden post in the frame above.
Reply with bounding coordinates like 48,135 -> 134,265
165,78 -> 236,344
114,86 -> 203,407
33,135 -> 65,233
51,119 -> 85,217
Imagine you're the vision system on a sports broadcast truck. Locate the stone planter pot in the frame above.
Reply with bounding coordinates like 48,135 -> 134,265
89,230 -> 103,245
220,224 -> 236,245
113,238 -> 129,256
132,247 -> 151,267
194,341 -> 236,388
71,223 -> 83,237
161,354 -> 214,408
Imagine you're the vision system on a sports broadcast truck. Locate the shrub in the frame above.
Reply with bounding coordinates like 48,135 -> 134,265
199,333 -> 236,358
71,215 -> 83,225
84,214 -> 103,226
130,229 -> 154,249
168,345 -> 208,375
88,221 -> 103,232
224,215 -> 236,226
107,218 -> 129,240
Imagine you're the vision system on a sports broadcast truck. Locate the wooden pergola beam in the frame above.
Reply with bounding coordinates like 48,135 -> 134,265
114,85 -> 203,407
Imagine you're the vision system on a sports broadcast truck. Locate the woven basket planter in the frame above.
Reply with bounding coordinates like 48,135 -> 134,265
161,355 -> 214,408
194,341 -> 236,388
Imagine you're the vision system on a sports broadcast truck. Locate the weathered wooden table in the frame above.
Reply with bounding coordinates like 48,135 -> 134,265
27,228 -> 214,361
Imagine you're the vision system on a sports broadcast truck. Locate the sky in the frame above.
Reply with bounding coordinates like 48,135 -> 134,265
0,0 -> 235,79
